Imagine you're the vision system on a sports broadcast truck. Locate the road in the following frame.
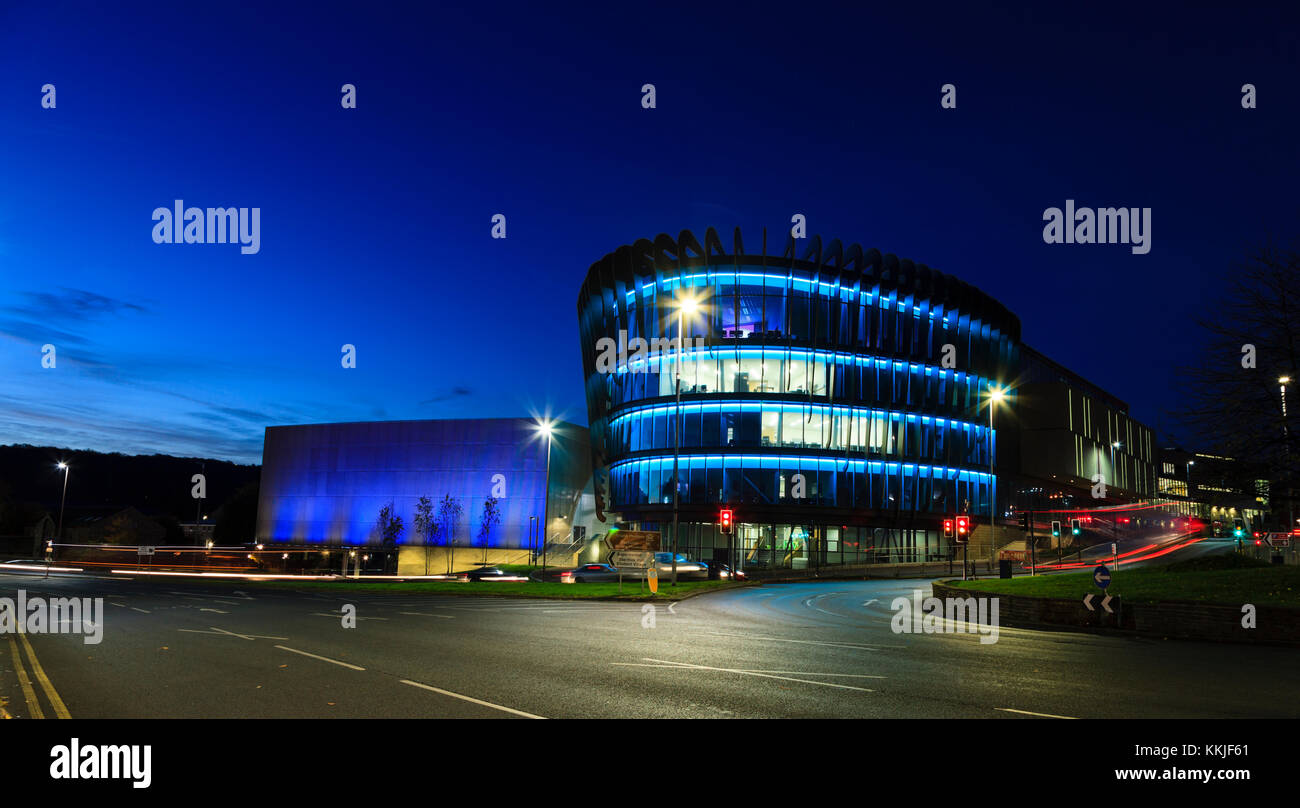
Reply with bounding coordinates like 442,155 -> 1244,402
1,571 -> 1296,719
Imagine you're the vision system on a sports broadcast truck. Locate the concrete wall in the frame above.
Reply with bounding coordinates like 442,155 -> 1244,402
396,546 -> 577,576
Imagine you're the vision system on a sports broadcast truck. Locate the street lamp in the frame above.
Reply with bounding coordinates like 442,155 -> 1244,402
986,386 -> 1004,572
1111,441 -> 1121,493
534,419 -> 555,582
55,461 -> 70,551
670,291 -> 701,586
1281,376 -> 1293,530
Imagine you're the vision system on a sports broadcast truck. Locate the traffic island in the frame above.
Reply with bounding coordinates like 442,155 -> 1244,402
938,555 -> 1300,646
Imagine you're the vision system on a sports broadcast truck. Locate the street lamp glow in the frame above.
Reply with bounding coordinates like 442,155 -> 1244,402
56,461 -> 67,470
1280,376 -> 1291,384
673,290 -> 701,316
989,387 -> 1005,403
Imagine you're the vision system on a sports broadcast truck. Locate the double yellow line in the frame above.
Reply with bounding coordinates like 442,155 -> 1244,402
6,634 -> 71,719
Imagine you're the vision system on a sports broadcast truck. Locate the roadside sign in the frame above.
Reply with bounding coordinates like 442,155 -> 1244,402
647,566 -> 658,594
138,546 -> 156,556
1265,532 -> 1292,548
999,550 -> 1026,562
610,549 -> 654,569
1093,564 -> 1111,589
605,530 -> 661,552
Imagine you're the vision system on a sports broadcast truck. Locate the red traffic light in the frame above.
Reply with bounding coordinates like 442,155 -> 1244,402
719,509 -> 733,531
956,516 -> 969,535
942,519 -> 954,538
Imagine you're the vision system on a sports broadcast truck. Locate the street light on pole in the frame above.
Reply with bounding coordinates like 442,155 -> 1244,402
56,460 -> 70,542
1111,440 -> 1121,493
1281,376 -> 1293,531
986,386 -> 1004,572
670,290 -> 701,587
534,419 -> 555,582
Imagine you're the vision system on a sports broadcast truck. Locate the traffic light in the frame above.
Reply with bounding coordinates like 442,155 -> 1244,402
1233,518 -> 1245,538
1051,520 -> 1061,538
1018,512 -> 1029,531
943,518 -> 954,539
1070,518 -> 1081,537
719,509 -> 733,535
955,515 -> 970,543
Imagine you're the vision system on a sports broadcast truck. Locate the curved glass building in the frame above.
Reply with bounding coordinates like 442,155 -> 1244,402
577,227 -> 1021,568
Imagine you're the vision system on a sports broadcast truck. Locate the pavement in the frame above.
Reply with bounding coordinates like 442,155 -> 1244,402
1,570 -> 1296,719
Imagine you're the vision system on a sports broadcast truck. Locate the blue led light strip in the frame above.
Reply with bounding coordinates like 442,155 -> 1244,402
608,400 -> 987,434
607,454 -> 993,481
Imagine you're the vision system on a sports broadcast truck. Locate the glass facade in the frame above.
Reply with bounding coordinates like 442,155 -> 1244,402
578,228 -> 1020,567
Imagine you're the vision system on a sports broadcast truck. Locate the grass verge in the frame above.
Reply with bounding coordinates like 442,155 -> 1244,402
238,577 -> 748,600
948,557 -> 1299,608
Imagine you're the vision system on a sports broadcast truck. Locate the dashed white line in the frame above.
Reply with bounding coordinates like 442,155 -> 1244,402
633,658 -> 876,692
274,645 -> 366,671
398,612 -> 455,619
995,707 -> 1078,719
399,679 -> 545,719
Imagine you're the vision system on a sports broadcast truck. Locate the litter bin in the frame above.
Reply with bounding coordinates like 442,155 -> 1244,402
998,559 -> 1013,578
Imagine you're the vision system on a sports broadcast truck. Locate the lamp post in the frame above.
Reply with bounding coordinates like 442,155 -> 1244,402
1186,459 -> 1195,524
535,420 -> 555,582
670,292 -> 700,586
55,461 -> 70,549
1281,376 -> 1293,530
986,386 -> 1004,572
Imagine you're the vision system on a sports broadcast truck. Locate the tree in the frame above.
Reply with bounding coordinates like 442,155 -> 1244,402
1175,241 -> 1300,525
478,495 -> 501,565
437,494 -> 463,574
377,502 -> 404,573
412,495 -> 440,575
213,481 -> 259,543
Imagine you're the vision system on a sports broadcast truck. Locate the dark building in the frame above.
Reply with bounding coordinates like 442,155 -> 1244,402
577,228 -> 1156,569
1155,447 -> 1267,534
255,419 -> 595,573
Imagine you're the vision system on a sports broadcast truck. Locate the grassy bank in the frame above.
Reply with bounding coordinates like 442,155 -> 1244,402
948,555 -> 1299,607
240,577 -> 747,600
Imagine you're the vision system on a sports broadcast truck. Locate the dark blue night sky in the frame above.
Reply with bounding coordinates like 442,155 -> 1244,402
1,1 -> 1296,464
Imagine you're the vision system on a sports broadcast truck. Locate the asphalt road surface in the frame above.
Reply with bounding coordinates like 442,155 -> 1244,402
1,571 -> 1296,719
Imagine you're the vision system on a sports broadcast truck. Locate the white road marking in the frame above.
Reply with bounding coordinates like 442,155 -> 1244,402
109,602 -> 125,607
130,607 -> 150,614
399,679 -> 544,719
177,627 -> 288,641
275,645 -> 365,671
199,608 -> 229,614
398,612 -> 455,619
612,663 -> 884,679
995,707 -> 1078,719
311,612 -> 388,620
698,632 -> 900,650
633,658 -> 875,692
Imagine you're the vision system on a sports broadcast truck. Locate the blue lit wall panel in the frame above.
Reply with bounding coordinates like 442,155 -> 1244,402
256,418 -> 589,547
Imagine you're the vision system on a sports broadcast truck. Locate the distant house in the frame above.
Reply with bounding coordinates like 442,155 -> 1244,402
181,521 -> 216,544
64,507 -> 166,545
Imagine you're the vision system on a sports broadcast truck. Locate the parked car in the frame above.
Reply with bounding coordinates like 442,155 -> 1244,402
568,563 -> 621,583
709,562 -> 746,580
457,565 -> 528,582
618,553 -> 709,580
